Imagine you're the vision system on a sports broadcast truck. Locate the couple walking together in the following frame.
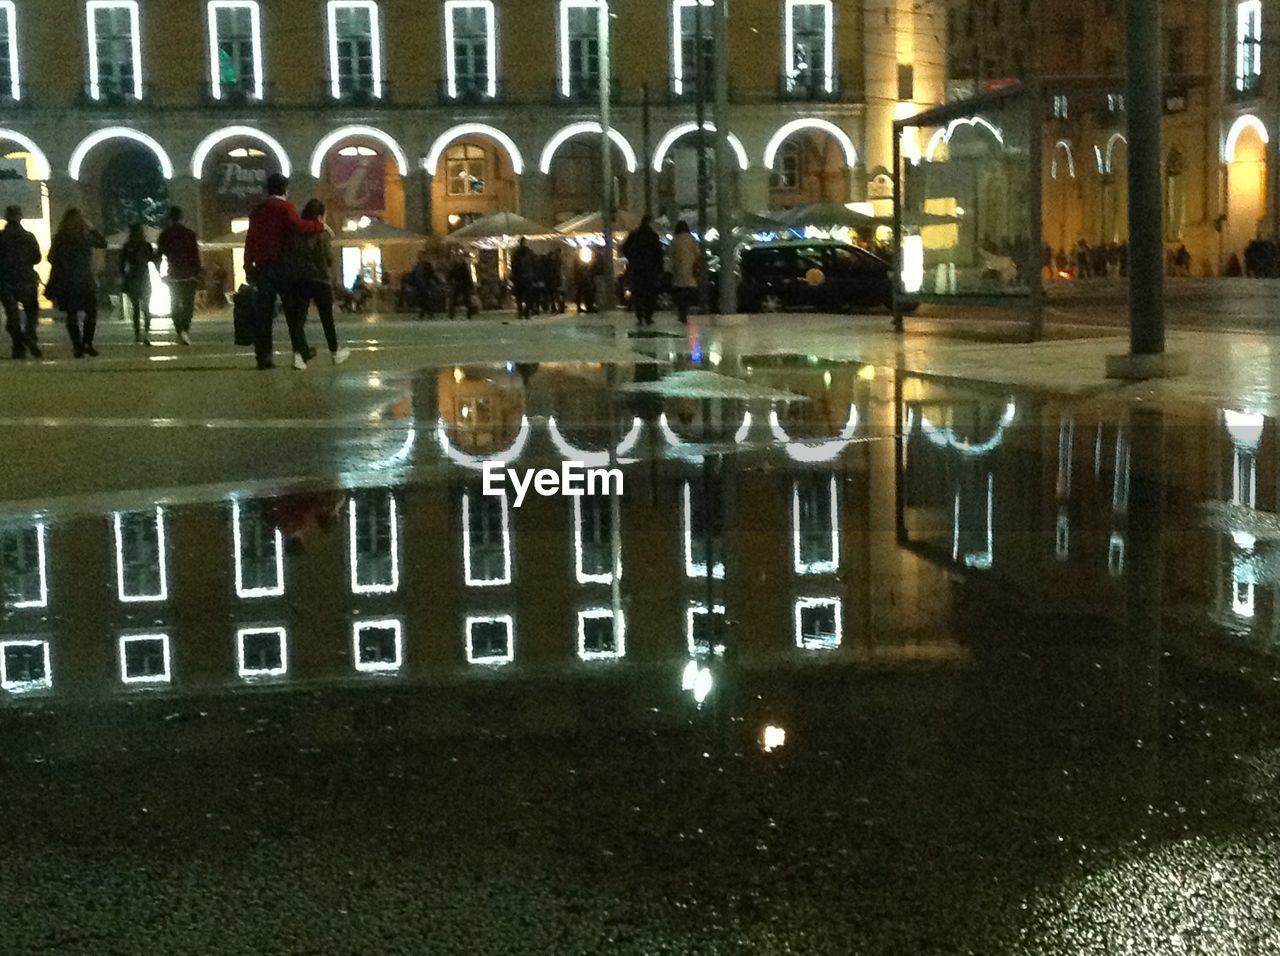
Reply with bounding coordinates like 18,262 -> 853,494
244,173 -> 350,371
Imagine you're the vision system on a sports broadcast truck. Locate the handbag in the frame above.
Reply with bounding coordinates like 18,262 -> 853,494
232,284 -> 255,346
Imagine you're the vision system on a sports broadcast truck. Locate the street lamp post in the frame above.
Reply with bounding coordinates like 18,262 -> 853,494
599,0 -> 615,311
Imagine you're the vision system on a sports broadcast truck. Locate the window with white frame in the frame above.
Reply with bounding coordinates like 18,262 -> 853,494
0,521 -> 47,609
463,489 -> 511,586
118,633 -> 171,685
573,495 -> 615,584
466,613 -> 513,664
793,476 -> 839,575
237,626 -> 287,678
785,0 -> 833,96
445,0 -> 495,99
446,144 -> 486,195
1052,94 -> 1069,119
232,500 -> 284,599
1237,0 -> 1263,94
328,0 -> 381,99
87,1 -> 142,100
672,0 -> 713,97
208,1 -> 262,99
770,140 -> 802,190
682,480 -> 724,580
794,596 -> 842,650
0,640 -> 50,692
686,602 -> 725,657
577,608 -> 625,660
560,0 -> 603,97
113,508 -> 168,603
353,618 -> 403,673
348,490 -> 399,594
0,2 -> 20,100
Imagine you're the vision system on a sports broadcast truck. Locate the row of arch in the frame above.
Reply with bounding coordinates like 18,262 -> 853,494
13,117 -> 861,185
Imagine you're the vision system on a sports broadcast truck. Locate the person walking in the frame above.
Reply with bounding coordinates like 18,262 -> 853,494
46,209 -> 107,358
621,215 -> 663,327
407,250 -> 440,319
510,237 -> 537,319
157,206 -> 201,346
669,220 -> 700,325
284,199 -> 350,367
244,173 -> 325,370
447,249 -> 477,319
0,205 -> 43,359
120,223 -> 155,346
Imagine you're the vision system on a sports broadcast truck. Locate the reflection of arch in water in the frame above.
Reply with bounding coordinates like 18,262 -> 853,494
911,400 -> 1017,457
436,415 -> 531,470
659,411 -> 754,459
768,405 -> 859,463
1226,409 -> 1264,447
547,416 -> 643,467
924,116 -> 1004,162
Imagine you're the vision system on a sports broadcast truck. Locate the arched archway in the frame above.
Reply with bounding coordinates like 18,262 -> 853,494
1046,140 -> 1082,255
1099,133 -> 1128,245
1164,148 -> 1186,243
538,123 -> 636,224
424,124 -> 523,234
765,126 -> 854,207
652,122 -> 748,218
1224,114 -> 1269,267
0,130 -> 53,286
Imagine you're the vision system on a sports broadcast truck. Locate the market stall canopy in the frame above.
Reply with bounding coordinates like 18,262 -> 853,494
778,203 -> 878,230
877,211 -> 961,227
200,231 -> 246,250
555,209 -> 642,237
105,225 -> 161,249
333,220 -> 429,247
445,211 -> 553,244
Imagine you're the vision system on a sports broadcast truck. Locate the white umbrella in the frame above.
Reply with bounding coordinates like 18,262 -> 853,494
779,203 -> 878,230
446,210 -> 553,244
333,220 -> 430,247
556,209 -> 642,237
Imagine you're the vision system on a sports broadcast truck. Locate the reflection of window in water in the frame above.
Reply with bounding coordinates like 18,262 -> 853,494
1055,506 -> 1070,562
119,634 -> 171,685
455,396 -> 498,449
952,472 -> 994,570
349,492 -> 399,594
1107,531 -> 1125,578
464,490 -> 511,586
1111,429 -> 1131,517
577,608 -> 624,660
0,521 -> 47,608
466,614 -> 513,664
1056,418 -> 1073,500
794,476 -> 838,574
114,508 -> 167,603
683,480 -> 725,579
1232,553 -> 1257,619
794,597 -> 842,650
686,603 -> 725,657
574,495 -> 615,583
237,627 -> 287,678
1,640 -> 50,691
354,619 -> 402,672
233,501 -> 283,598
1232,445 -> 1258,508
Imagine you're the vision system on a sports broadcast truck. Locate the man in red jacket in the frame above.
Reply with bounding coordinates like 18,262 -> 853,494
156,206 -> 201,347
245,173 -> 324,370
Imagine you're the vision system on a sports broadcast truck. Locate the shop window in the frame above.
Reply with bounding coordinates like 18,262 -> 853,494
446,143 -> 486,196
770,141 -> 802,190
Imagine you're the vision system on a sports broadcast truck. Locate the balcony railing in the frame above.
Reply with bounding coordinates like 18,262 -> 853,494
327,80 -> 387,106
200,81 -> 272,106
556,76 -> 619,102
436,76 -> 501,105
781,72 -> 842,101
79,80 -> 148,107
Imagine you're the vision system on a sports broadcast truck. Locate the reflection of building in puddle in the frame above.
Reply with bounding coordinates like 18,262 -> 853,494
437,366 -> 527,457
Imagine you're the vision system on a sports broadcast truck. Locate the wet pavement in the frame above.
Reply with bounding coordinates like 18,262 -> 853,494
3,313 -> 1280,953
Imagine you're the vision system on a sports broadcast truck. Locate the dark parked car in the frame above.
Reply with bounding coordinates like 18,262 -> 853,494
737,240 -> 909,313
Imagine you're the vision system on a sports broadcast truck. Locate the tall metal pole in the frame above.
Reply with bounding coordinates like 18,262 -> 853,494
642,82 -> 653,216
713,0 -> 734,315
694,0 -> 710,314
1125,0 -> 1164,355
599,0 -> 615,311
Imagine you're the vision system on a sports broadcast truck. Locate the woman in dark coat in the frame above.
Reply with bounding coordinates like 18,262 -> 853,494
46,209 -> 107,357
120,223 -> 155,346
283,199 -> 348,368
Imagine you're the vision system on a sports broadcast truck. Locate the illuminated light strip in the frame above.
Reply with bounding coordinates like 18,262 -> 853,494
1093,144 -> 1105,174
559,0 -> 604,98
1055,506 -> 1070,562
548,415 -> 643,467
538,121 -> 639,175
1104,132 -> 1127,174
768,405 -> 859,463
113,507 -> 168,604
0,2 -> 19,100
784,0 -> 833,94
1225,409 -> 1265,447
444,0 -> 496,99
671,0 -> 713,97
924,116 -> 1004,163
0,639 -> 50,692
309,124 -> 407,178
69,128 -> 174,181
192,125 -> 291,178
1236,0 -> 1262,93
576,607 -> 626,660
86,0 -> 142,101
348,493 -> 400,594
793,596 -> 842,650
236,625 -> 288,678
682,481 -> 724,580
1108,531 -> 1125,578
465,613 -> 514,665
792,477 -> 839,575
572,496 -> 619,585
435,415 -> 531,471
951,474 -> 994,569
1232,554 -> 1256,618
763,117 -> 857,169
327,0 -> 382,100
462,490 -> 512,587
423,122 -> 526,176
651,120 -> 749,172
1051,140 -> 1076,180
917,400 -> 1016,457
353,617 -> 403,673
0,129 -> 50,180
1224,113 -> 1269,163
734,411 -> 753,445
207,1 -> 263,101
685,602 -> 725,656
5,520 -> 48,609
231,500 -> 284,599
118,633 -> 171,685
